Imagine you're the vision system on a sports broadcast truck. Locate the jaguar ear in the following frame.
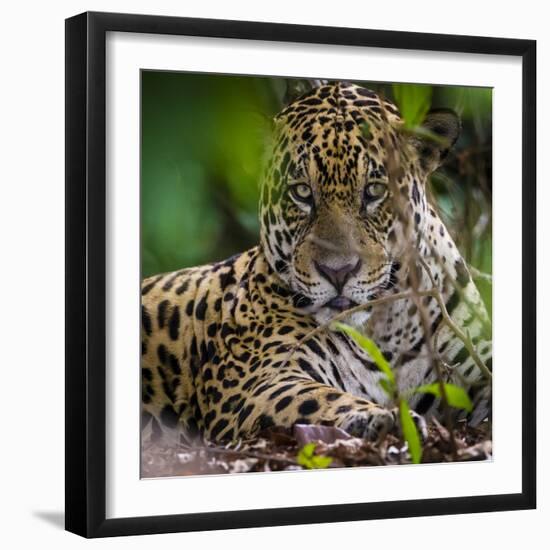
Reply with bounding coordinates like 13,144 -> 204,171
410,109 -> 461,174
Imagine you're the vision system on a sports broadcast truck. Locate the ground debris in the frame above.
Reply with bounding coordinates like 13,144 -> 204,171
141,419 -> 492,478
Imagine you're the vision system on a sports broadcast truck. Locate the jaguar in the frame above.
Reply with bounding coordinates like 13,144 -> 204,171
141,81 -> 492,444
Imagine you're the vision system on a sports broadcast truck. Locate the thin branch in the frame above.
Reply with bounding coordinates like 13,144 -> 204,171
282,289 -> 435,368
417,256 -> 492,381
468,264 -> 493,283
420,232 -> 492,336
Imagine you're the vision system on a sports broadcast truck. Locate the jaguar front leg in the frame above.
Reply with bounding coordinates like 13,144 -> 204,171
230,375 -> 397,442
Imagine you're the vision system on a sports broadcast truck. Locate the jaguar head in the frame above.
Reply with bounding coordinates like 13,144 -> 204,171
259,82 -> 459,324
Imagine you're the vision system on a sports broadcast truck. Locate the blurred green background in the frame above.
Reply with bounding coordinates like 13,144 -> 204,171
141,72 -> 492,311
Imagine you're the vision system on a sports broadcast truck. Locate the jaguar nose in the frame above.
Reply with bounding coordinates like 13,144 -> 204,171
314,258 -> 362,292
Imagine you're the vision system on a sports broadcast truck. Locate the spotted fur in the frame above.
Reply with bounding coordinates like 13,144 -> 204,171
141,82 -> 492,443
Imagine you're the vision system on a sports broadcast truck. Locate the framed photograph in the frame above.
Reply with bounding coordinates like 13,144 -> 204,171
65,11 -> 536,538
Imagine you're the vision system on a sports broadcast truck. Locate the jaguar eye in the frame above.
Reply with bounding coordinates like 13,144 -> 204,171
289,183 -> 313,204
364,181 -> 388,202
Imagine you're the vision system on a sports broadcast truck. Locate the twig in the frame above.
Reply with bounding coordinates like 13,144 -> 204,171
417,256 -> 492,381
282,289 -> 435,368
468,264 -> 492,283
420,233 -> 492,337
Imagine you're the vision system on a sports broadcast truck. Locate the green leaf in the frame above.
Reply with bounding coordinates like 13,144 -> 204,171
299,442 -> 315,458
415,383 -> 473,413
399,399 -> 422,464
297,443 -> 333,469
392,84 -> 432,129
332,322 -> 395,386
310,455 -> 333,469
361,121 -> 371,140
379,377 -> 393,397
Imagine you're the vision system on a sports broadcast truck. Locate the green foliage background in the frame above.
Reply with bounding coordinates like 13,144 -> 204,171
141,72 -> 492,311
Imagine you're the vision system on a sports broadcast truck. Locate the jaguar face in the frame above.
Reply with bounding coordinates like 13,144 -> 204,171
259,82 -> 459,324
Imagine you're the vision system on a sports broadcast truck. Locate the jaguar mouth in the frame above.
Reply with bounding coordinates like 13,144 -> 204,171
325,296 -> 358,311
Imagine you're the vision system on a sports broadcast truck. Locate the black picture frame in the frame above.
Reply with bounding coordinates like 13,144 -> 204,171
65,11 -> 536,538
